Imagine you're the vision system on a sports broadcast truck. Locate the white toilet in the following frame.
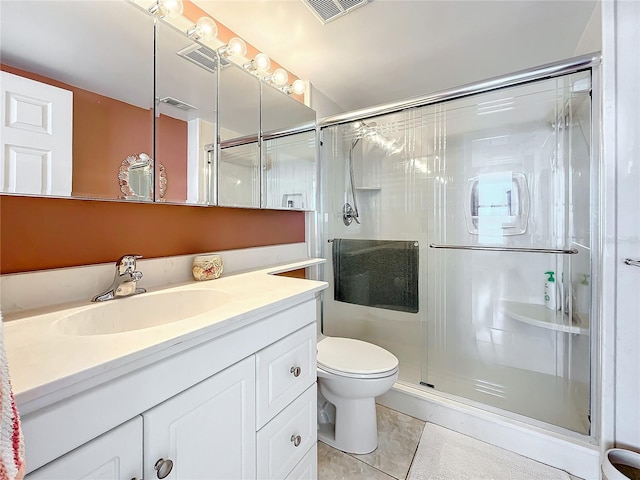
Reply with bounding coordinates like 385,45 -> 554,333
316,336 -> 399,454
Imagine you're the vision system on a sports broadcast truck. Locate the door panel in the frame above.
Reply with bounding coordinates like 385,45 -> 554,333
1,71 -> 73,196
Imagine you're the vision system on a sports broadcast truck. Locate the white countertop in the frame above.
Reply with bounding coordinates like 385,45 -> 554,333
3,259 -> 327,413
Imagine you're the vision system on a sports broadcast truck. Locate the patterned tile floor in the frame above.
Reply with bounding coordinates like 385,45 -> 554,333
318,405 -> 424,480
317,405 -> 584,480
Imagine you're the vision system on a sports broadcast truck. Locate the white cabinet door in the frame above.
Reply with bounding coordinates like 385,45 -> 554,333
0,71 -> 73,196
144,356 -> 256,480
26,417 -> 142,480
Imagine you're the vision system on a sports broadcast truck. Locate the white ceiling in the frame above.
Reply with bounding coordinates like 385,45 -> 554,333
193,0 -> 598,115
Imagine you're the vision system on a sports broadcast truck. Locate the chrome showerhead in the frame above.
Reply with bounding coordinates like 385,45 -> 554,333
350,120 -> 403,155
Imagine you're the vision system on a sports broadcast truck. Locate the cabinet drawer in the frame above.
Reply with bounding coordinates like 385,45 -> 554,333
256,322 -> 316,428
257,384 -> 317,480
285,443 -> 317,480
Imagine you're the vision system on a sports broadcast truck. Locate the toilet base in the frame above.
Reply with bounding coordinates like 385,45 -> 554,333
317,392 -> 379,454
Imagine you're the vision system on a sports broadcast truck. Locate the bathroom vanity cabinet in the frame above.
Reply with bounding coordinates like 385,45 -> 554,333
22,298 -> 319,480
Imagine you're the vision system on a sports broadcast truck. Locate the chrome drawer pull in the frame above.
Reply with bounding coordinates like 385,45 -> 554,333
154,458 -> 174,479
291,434 -> 302,447
290,366 -> 302,377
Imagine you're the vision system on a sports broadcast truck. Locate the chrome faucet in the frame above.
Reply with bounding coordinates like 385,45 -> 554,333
92,254 -> 147,302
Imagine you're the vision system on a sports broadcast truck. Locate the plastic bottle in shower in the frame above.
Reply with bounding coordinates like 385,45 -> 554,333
544,271 -> 559,310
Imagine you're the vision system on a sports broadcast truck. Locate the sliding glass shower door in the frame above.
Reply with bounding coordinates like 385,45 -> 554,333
423,71 -> 592,434
320,68 -> 593,435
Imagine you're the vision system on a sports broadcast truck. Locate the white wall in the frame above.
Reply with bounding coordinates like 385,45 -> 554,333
601,0 -> 640,453
310,84 -> 345,119
574,1 -> 602,56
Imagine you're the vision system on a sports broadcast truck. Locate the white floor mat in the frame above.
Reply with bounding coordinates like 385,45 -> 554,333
408,423 -> 570,480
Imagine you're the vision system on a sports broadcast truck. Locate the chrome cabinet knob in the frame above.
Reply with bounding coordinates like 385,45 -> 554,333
290,366 -> 301,377
154,458 -> 173,479
290,434 -> 302,447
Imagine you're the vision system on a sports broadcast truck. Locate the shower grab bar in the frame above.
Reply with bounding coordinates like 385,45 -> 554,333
429,243 -> 578,255
624,258 -> 640,267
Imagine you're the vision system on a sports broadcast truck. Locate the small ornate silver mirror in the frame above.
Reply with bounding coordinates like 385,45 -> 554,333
118,153 -> 166,201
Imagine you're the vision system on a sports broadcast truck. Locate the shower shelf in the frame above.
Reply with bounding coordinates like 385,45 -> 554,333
501,301 -> 588,335
355,186 -> 381,191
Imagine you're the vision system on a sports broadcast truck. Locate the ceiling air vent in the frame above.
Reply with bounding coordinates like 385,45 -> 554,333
302,0 -> 372,24
159,97 -> 196,111
176,44 -> 230,73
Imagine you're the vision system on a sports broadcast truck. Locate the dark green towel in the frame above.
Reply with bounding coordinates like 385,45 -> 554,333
332,239 -> 419,313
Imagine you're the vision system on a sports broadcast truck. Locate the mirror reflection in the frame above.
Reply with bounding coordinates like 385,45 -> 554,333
155,19 -> 217,205
261,83 -> 316,137
0,1 -> 154,201
1,0 -> 318,210
218,63 -> 260,143
262,130 -> 317,210
218,143 -> 261,208
118,153 -> 166,201
217,63 -> 261,208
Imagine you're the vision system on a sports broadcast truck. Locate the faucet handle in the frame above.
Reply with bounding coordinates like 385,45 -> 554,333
116,254 -> 143,275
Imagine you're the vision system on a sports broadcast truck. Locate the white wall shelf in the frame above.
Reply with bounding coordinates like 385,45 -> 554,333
355,186 -> 382,191
501,301 -> 589,335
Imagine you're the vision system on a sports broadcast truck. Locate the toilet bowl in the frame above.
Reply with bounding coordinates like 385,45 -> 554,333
316,336 -> 399,454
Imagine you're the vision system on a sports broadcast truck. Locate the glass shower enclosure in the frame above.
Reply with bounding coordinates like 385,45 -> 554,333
319,65 -> 594,435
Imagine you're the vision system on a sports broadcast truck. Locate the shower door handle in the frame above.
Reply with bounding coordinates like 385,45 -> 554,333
429,243 -> 578,255
624,258 -> 640,267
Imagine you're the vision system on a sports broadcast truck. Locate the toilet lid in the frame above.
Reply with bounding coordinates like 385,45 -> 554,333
317,337 -> 399,378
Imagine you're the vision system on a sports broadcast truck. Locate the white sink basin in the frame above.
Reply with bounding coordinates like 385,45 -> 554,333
54,289 -> 229,335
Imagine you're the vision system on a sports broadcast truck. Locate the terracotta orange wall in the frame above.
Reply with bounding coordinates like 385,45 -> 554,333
72,88 -> 154,199
157,115 -> 188,202
276,269 -> 307,279
0,195 -> 305,274
1,65 -> 189,201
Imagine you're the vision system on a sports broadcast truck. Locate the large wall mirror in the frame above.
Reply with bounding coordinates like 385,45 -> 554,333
0,1 -> 155,201
1,0 -> 318,210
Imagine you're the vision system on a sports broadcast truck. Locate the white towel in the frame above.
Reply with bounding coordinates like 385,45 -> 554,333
0,312 -> 24,480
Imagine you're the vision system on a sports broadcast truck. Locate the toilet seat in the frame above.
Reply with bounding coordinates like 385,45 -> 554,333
317,337 -> 399,379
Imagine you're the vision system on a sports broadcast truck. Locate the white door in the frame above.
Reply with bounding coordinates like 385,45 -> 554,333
26,417 -> 143,480
0,71 -> 73,196
143,356 -> 256,480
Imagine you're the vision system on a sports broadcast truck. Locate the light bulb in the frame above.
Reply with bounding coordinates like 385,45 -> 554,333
188,17 -> 217,40
244,53 -> 271,73
271,68 -> 289,87
291,79 -> 306,95
224,37 -> 247,57
151,0 -> 183,18
254,53 -> 271,72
